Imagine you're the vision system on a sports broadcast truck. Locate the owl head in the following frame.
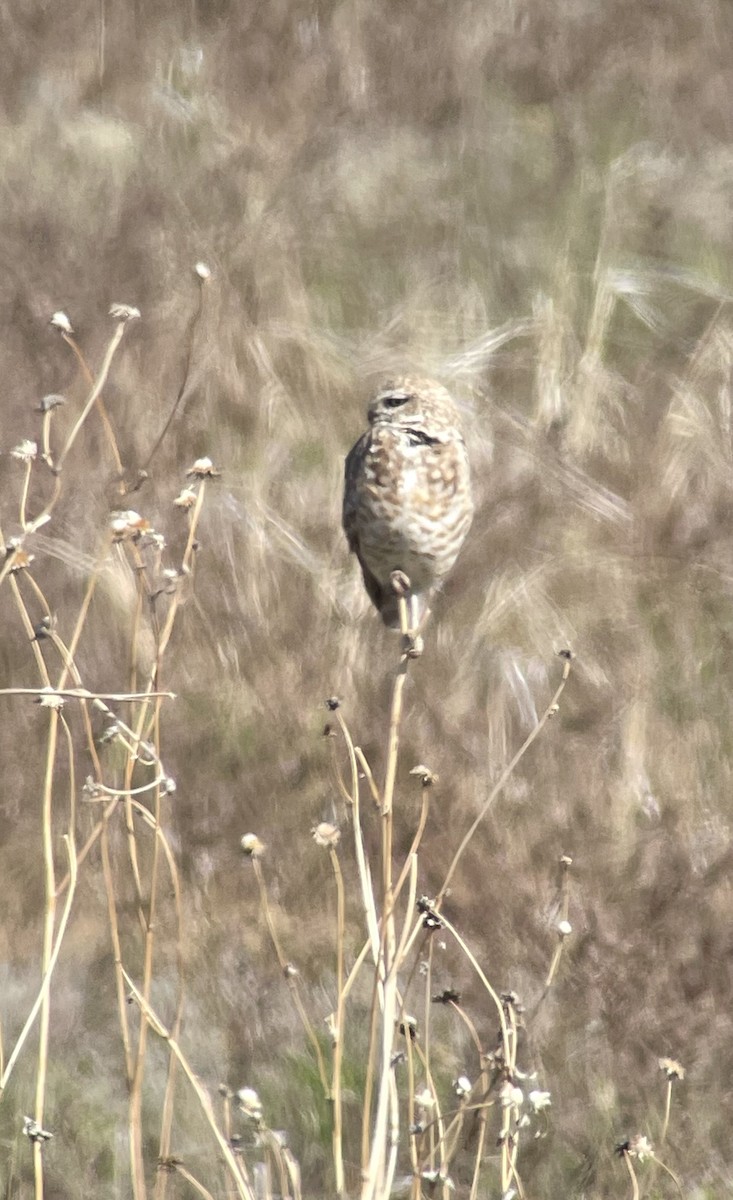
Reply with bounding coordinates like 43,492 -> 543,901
367,377 -> 462,438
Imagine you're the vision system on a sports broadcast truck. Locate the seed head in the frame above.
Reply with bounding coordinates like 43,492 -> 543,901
658,1057 -> 685,1081
237,1087 -> 263,1121
50,311 -> 73,334
109,303 -> 141,322
37,393 -> 66,413
187,456 -> 221,478
312,822 -> 340,848
240,833 -> 265,859
174,486 -> 198,508
11,439 -> 38,463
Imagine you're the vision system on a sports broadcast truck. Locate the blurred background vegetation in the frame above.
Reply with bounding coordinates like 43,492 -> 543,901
2,0 -> 733,1195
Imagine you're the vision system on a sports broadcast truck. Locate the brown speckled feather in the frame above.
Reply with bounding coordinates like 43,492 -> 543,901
343,377 -> 473,627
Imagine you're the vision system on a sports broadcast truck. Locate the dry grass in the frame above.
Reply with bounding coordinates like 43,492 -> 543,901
2,1 -> 733,1196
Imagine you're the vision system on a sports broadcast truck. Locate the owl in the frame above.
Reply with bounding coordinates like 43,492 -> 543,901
343,377 -> 473,628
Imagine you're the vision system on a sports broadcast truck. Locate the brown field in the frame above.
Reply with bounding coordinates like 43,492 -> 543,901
2,2 -> 733,1197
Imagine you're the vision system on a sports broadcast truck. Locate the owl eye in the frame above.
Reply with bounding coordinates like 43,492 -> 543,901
383,392 -> 410,409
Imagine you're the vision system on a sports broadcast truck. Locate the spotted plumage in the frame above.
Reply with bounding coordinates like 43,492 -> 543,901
343,377 -> 473,627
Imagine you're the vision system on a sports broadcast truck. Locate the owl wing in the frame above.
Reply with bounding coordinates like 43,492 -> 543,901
342,432 -> 369,552
342,432 -> 390,617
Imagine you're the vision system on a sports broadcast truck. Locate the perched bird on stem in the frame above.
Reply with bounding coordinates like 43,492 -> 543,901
343,377 -> 473,629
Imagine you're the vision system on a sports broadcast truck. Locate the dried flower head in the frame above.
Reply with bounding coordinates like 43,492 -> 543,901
237,1088 -> 263,1121
619,1134 -> 654,1162
50,311 -> 73,334
417,896 -> 443,930
194,261 -> 211,280
420,1168 -> 454,1190
37,393 -> 66,413
35,689 -> 65,710
110,511 -> 152,541
658,1057 -> 685,1081
11,439 -> 38,463
498,1081 -> 524,1109
432,988 -> 461,1005
240,833 -> 265,859
325,696 -> 340,711
312,822 -> 340,848
454,1075 -> 472,1098
414,1087 -> 435,1111
109,303 -> 141,322
8,546 -> 34,572
173,486 -> 198,509
557,919 -> 572,937
410,764 -> 438,787
23,1116 -> 53,1143
399,1014 -> 418,1040
528,1089 -> 552,1112
187,456 -> 221,478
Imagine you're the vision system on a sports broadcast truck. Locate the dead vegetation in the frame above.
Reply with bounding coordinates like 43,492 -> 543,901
2,1 -> 733,1196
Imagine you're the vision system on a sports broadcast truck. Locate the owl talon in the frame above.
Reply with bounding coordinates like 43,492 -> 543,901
402,633 -> 424,658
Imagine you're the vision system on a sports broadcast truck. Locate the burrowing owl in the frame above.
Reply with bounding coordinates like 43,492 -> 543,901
343,377 -> 473,627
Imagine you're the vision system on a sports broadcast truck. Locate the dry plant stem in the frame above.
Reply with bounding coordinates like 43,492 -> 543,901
144,479 -> 207,695
405,1025 -> 420,1193
438,656 -> 572,903
422,939 -> 437,1172
660,1080 -> 673,1145
125,685 -> 167,1199
621,1150 -> 640,1200
438,911 -> 511,1067
468,1066 -> 491,1200
500,1004 -> 520,1196
355,745 -> 382,808
0,836 -> 77,1097
543,856 -> 572,992
360,967 -> 382,1180
149,793 -> 188,1199
61,330 -> 125,478
363,596 -> 411,1200
251,859 -> 330,1094
40,410 -> 53,469
19,460 -> 33,530
651,1153 -> 684,1197
33,709 -> 60,1200
122,971 -> 256,1200
20,573 -> 102,779
101,812 -> 134,1081
142,274 -> 208,472
0,687 -> 175,700
393,855 -> 419,984
171,1164 -> 216,1200
329,846 -> 347,1197
392,790 -> 430,910
56,537 -> 111,690
4,573 -> 52,687
56,318 -> 129,472
335,710 -> 381,962
410,1046 -> 447,1183
129,770 -> 165,1200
